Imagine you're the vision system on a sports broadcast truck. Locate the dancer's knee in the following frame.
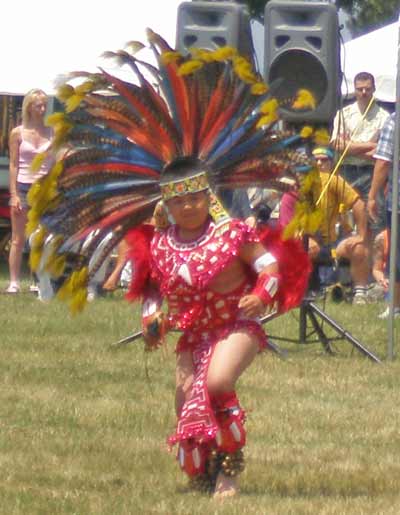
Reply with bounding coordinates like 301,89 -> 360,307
207,376 -> 235,399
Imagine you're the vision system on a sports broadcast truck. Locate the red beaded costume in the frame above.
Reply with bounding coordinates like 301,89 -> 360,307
126,213 -> 310,479
152,218 -> 267,444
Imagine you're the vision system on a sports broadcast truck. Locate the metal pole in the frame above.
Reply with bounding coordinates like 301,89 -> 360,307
387,16 -> 400,360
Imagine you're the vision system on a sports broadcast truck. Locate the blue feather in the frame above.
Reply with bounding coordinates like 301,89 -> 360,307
262,135 -> 302,155
207,113 -> 258,163
70,124 -> 164,168
204,89 -> 271,161
213,128 -> 268,169
64,179 -> 156,198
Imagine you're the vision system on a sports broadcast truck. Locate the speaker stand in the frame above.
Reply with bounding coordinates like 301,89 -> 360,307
260,298 -> 381,363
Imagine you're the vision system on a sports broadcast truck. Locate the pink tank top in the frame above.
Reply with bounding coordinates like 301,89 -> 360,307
17,128 -> 53,184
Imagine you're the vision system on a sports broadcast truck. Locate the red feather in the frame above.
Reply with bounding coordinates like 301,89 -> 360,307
186,79 -> 199,155
125,224 -> 155,301
72,197 -> 157,243
198,88 -> 246,159
99,68 -> 176,160
102,118 -> 172,162
65,162 -> 159,179
198,70 -> 228,143
163,62 -> 191,151
258,226 -> 311,313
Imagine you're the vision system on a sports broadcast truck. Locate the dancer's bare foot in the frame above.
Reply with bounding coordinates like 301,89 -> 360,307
213,472 -> 238,500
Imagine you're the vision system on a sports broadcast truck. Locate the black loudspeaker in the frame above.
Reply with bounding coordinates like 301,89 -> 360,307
176,1 -> 254,62
264,0 -> 340,123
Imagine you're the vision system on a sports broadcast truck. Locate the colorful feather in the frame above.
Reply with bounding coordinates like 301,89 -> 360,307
28,29 -> 317,311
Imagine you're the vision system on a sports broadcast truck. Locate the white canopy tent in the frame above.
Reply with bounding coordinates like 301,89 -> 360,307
0,0 -> 182,95
341,21 -> 398,102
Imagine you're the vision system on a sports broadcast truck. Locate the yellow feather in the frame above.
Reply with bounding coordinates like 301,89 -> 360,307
235,68 -> 256,84
211,47 -> 237,62
65,94 -> 85,113
45,254 -> 66,277
26,174 -> 57,214
53,121 -> 73,148
300,125 -> 314,139
189,48 -> 214,63
233,57 -> 256,83
161,51 -> 182,65
258,98 -> 279,125
50,161 -> 64,178
75,81 -> 95,95
30,152 -> 47,173
25,219 -> 39,237
31,226 -> 47,248
307,208 -> 323,234
301,168 -> 321,195
76,266 -> 89,287
292,89 -> 316,110
283,218 -> 298,239
45,112 -> 66,127
260,98 -> 279,115
69,288 -> 88,315
26,181 -> 42,206
313,128 -> 330,146
57,84 -> 75,102
251,82 -> 268,95
256,113 -> 278,128
56,279 -> 72,301
178,60 -> 204,76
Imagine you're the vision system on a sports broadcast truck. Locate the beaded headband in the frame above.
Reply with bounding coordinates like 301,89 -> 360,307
160,171 -> 209,200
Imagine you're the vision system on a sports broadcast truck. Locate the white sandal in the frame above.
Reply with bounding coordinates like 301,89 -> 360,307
6,283 -> 20,293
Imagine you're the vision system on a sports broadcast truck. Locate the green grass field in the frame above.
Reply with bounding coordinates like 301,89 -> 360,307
1,260 -> 399,514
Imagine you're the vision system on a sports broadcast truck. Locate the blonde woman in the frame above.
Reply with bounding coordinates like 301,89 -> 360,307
6,89 -> 53,293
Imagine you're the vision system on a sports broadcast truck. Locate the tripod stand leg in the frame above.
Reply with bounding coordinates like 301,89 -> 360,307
299,303 -> 307,342
267,339 -> 288,359
304,304 -> 334,355
261,301 -> 381,363
308,302 -> 381,363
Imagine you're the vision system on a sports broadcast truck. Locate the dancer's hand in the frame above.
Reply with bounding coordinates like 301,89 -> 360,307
238,294 -> 265,318
142,311 -> 167,351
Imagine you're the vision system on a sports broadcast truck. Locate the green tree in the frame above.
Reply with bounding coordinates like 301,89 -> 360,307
337,0 -> 400,35
245,0 -> 400,34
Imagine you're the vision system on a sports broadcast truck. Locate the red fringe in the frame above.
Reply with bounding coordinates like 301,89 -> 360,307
258,226 -> 312,313
125,224 -> 155,302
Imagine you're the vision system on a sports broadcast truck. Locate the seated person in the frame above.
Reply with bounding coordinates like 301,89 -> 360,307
371,229 -> 389,293
371,228 -> 400,317
279,146 -> 370,304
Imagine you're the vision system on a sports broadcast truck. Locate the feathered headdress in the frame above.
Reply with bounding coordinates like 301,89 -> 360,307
27,29 -> 321,312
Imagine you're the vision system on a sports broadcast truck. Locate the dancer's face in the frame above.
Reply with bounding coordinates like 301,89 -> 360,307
166,191 -> 209,232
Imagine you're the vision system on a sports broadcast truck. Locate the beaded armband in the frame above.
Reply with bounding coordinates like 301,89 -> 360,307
252,252 -> 277,274
252,273 -> 279,306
